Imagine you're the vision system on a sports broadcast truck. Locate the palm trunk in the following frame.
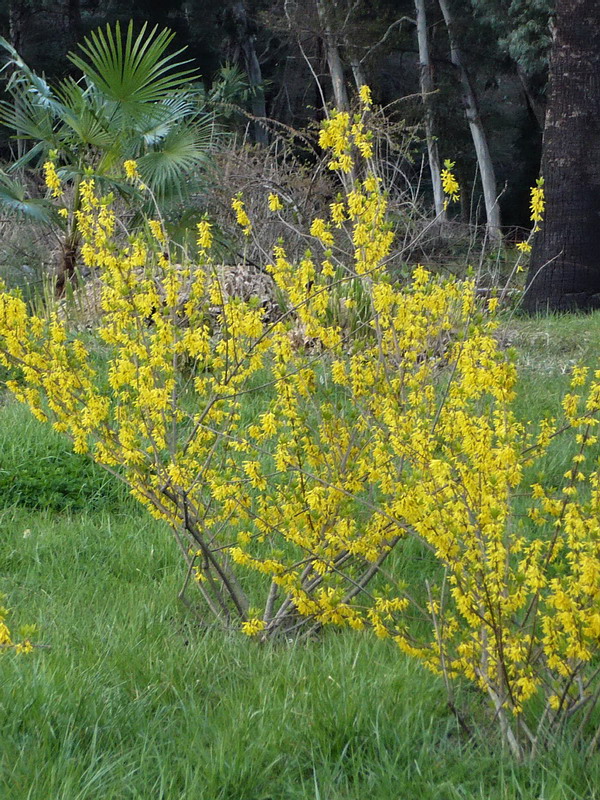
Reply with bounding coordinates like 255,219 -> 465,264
438,0 -> 501,241
55,176 -> 82,297
415,0 -> 445,220
524,0 -> 600,312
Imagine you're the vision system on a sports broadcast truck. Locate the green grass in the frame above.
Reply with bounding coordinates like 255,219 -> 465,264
2,313 -> 600,799
2,507 -> 600,800
506,310 -> 600,416
0,401 -> 132,512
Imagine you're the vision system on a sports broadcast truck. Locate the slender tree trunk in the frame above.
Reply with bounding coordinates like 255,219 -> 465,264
415,0 -> 445,220
315,0 -> 350,111
524,0 -> 600,312
227,1 -> 268,145
243,37 -> 268,145
437,0 -> 502,240
55,236 -> 79,298
349,56 -> 367,92
515,63 -> 545,130
55,177 -> 82,297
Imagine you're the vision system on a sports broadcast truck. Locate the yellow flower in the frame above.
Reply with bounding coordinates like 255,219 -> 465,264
330,201 -> 346,226
124,160 -> 139,181
232,195 -> 252,235
268,193 -> 283,212
241,618 -> 267,636
197,220 -> 213,251
337,153 -> 354,173
359,85 -> 372,106
516,241 -> 532,254
43,161 -> 62,198
148,219 -> 166,244
530,178 -> 545,225
441,159 -> 460,205
310,218 -> 334,246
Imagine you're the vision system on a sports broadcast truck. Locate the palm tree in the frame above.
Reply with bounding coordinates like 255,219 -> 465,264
0,21 -> 218,292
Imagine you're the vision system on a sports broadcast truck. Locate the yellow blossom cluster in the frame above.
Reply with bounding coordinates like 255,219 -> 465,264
514,177 -> 546,261
232,195 -> 252,236
124,159 -> 140,181
43,160 -> 63,199
318,88 -> 374,174
0,597 -> 36,655
530,177 -> 545,225
196,220 -> 213,253
441,159 -> 460,209
268,193 -> 283,212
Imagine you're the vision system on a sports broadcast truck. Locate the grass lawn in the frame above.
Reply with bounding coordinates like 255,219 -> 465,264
2,312 -> 600,799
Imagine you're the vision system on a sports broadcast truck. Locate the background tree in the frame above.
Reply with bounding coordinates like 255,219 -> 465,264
524,0 -> 600,312
438,0 -> 501,239
415,0 -> 445,221
222,0 -> 268,144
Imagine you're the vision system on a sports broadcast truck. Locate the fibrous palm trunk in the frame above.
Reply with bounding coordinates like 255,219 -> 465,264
524,0 -> 600,312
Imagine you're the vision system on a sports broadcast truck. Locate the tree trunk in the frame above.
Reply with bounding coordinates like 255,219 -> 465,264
524,0 -> 600,312
515,63 -> 545,131
438,0 -> 502,241
227,1 -> 268,145
349,54 -> 367,93
55,237 -> 79,298
415,0 -> 445,220
315,0 -> 350,111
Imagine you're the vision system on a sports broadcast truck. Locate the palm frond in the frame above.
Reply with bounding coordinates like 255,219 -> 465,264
7,140 -> 47,173
0,36 -> 66,117
0,92 -> 57,147
54,78 -> 114,150
135,93 -> 199,145
69,21 -> 199,112
137,122 -> 213,199
0,172 -> 57,224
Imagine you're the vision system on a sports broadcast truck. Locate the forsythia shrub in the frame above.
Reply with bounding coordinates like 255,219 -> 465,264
0,91 -> 599,758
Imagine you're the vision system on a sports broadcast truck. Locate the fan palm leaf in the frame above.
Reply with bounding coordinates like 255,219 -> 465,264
0,171 -> 56,223
69,21 -> 198,114
137,122 -> 213,199
54,79 -> 114,151
0,37 -> 67,118
0,90 -> 57,146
